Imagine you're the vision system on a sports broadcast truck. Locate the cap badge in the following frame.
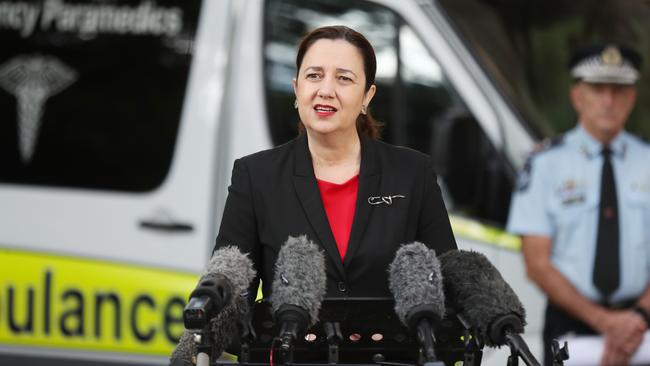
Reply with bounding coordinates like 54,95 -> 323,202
601,46 -> 623,66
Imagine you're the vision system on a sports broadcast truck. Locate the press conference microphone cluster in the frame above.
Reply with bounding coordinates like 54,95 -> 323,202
169,246 -> 256,366
439,249 -> 540,366
389,242 -> 446,366
270,235 -> 327,361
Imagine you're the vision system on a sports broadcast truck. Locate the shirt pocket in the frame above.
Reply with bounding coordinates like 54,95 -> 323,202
550,196 -> 598,260
621,191 -> 650,289
622,191 -> 650,250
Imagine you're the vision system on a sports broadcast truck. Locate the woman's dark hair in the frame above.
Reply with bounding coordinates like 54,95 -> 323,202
295,25 -> 382,139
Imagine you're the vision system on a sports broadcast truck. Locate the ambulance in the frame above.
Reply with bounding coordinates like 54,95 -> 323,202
4,0 -> 647,365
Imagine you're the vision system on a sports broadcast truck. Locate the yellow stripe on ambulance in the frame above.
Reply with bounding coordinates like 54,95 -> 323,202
0,248 -> 197,356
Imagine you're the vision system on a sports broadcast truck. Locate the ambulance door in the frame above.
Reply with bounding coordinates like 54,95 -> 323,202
0,0 -> 236,364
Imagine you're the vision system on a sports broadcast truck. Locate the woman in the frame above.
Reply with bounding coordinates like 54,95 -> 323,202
214,25 -> 457,302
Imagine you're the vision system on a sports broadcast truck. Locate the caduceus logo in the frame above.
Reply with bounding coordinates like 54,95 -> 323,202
0,55 -> 78,163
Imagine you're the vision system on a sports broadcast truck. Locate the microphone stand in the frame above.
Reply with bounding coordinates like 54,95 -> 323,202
239,312 -> 256,364
275,304 -> 310,364
324,321 -> 343,364
415,319 -> 444,366
193,322 -> 214,366
504,332 -> 539,366
455,312 -> 483,366
404,304 -> 445,366
460,329 -> 482,366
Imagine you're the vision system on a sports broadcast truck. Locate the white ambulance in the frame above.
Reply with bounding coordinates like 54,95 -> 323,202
6,0 -> 648,365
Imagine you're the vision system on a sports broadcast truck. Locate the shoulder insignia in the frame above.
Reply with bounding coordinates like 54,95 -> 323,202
532,135 -> 564,155
516,157 -> 533,192
516,134 -> 563,192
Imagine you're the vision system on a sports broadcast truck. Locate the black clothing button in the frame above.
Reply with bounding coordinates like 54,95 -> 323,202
337,282 -> 346,292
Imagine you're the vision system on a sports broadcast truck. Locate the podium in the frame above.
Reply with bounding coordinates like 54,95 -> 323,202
218,297 -> 482,366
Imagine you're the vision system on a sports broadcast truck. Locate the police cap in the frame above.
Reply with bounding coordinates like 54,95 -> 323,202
569,43 -> 642,85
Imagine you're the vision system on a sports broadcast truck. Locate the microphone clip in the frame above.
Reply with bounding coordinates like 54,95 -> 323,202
404,304 -> 443,365
488,313 -> 523,346
551,339 -> 570,366
274,303 -> 310,363
405,304 -> 442,333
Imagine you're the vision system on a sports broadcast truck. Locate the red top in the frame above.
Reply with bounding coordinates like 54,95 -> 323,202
316,174 -> 359,261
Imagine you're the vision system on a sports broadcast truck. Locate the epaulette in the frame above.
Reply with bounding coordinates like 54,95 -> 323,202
530,134 -> 564,156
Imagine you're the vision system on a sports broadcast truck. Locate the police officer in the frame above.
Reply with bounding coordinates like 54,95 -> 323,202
508,44 -> 650,366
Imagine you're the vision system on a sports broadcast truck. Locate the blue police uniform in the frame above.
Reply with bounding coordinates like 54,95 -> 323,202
508,124 -> 650,304
509,42 -> 648,366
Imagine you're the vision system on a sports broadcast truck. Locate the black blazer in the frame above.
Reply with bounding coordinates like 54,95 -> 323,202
214,133 -> 457,301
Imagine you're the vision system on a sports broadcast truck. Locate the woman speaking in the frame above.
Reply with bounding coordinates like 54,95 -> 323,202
214,25 -> 457,302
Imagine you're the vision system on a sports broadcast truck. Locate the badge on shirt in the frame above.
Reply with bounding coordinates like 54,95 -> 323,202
631,180 -> 650,193
556,179 -> 586,206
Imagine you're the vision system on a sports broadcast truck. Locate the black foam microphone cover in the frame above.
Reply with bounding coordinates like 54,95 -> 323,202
439,249 -> 525,347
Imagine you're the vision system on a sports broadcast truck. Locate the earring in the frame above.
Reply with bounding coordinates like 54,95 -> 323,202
294,99 -> 298,109
361,105 -> 367,115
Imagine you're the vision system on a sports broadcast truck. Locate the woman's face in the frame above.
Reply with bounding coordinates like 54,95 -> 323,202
293,39 -> 376,137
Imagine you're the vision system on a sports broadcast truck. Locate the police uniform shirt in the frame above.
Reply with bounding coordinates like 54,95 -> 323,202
507,125 -> 650,303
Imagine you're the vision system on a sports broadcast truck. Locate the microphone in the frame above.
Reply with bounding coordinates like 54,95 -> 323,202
171,295 -> 249,366
438,250 -> 538,366
183,273 -> 232,330
169,246 -> 257,366
388,242 -> 445,365
270,235 -> 327,356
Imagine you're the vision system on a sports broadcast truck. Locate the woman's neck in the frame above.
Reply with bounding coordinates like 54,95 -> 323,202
307,129 -> 361,183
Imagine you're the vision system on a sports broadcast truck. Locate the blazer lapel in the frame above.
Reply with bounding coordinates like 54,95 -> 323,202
292,134 -> 346,278
344,134 -> 380,270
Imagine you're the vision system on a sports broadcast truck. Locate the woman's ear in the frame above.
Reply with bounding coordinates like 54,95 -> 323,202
363,84 -> 377,106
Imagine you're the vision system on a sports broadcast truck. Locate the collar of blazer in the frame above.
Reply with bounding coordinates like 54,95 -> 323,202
292,132 -> 381,278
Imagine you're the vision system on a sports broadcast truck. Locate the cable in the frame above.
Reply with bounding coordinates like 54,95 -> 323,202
269,337 -> 279,366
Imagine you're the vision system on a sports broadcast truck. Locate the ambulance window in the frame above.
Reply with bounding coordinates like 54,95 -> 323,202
0,1 -> 202,192
263,0 -> 513,225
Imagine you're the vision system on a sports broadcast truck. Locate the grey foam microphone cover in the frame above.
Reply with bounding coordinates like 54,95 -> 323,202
205,246 -> 257,295
270,235 -> 327,326
170,294 -> 250,365
210,294 -> 251,353
169,246 -> 257,365
438,249 -> 525,346
388,242 -> 445,326
170,331 -> 196,366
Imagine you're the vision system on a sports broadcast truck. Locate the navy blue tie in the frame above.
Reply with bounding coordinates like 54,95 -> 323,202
593,147 -> 620,301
